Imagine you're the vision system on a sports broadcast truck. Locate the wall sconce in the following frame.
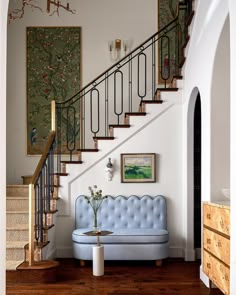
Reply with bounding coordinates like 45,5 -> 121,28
105,158 -> 113,181
108,39 -> 129,62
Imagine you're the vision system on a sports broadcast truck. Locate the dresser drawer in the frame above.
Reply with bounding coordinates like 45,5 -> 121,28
203,204 -> 230,236
203,228 -> 230,265
203,250 -> 230,295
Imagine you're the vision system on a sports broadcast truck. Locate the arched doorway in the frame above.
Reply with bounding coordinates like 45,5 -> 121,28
193,94 -> 201,253
186,87 -> 201,261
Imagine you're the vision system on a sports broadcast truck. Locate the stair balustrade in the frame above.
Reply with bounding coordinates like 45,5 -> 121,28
28,101 -> 57,266
26,0 -> 193,266
55,0 -> 193,166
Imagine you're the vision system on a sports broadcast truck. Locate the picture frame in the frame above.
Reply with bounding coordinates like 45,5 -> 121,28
121,153 -> 156,183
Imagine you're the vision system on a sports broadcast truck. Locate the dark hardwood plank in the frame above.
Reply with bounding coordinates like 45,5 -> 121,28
6,258 -> 224,295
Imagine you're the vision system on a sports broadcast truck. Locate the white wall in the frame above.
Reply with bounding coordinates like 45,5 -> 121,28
0,1 -> 8,294
211,16 -> 230,201
7,0 -> 157,184
56,100 -> 184,258
182,0 -> 229,261
182,0 -> 234,291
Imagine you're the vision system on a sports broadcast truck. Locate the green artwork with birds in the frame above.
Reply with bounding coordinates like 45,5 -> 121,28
27,27 -> 81,154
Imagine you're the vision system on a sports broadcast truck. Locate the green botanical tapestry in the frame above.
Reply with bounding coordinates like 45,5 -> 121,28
158,0 -> 186,83
27,27 -> 81,155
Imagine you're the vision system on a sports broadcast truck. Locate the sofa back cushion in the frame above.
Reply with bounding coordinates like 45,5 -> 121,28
75,195 -> 167,230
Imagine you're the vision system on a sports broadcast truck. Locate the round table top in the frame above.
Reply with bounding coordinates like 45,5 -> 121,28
83,230 -> 113,236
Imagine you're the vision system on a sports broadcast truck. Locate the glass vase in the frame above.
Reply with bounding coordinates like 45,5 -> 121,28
93,212 -> 100,233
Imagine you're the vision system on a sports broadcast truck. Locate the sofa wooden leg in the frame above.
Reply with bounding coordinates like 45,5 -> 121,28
155,259 -> 163,267
80,260 -> 86,267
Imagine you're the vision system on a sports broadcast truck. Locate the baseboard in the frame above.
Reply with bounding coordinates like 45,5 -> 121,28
184,248 -> 196,261
56,246 -> 73,258
200,265 -> 210,287
43,247 -> 57,260
168,246 -> 185,258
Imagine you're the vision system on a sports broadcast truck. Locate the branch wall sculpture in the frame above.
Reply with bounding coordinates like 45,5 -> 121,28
8,0 -> 76,23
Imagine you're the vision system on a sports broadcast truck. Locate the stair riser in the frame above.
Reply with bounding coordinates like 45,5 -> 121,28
7,213 -> 29,225
6,230 -> 29,242
7,199 -> 56,215
6,187 -> 29,197
7,199 -> 29,211
6,248 -> 25,261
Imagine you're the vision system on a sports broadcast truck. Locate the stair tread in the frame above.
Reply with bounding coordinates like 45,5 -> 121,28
77,148 -> 99,152
6,241 -> 28,248
7,210 -> 28,213
6,260 -> 24,270
7,185 -> 29,188
156,87 -> 178,91
60,160 -> 83,164
6,196 -> 28,199
7,224 -> 28,230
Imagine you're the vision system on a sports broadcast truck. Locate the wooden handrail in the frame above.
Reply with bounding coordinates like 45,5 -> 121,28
30,131 -> 56,185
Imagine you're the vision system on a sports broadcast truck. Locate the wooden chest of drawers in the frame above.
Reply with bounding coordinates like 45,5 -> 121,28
203,202 -> 230,295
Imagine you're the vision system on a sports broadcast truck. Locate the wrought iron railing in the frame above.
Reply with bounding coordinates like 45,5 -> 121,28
55,1 -> 193,161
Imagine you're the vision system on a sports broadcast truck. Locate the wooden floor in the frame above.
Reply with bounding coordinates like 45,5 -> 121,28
6,258 -> 224,295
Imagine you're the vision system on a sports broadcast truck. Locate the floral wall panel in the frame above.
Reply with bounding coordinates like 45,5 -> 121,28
27,27 -> 81,154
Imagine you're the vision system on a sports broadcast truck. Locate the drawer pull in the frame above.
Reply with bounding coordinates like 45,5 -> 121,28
207,238 -> 211,244
217,241 -> 222,247
207,263 -> 211,269
207,213 -> 211,220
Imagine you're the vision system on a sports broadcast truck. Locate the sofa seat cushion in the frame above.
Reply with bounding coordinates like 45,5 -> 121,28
72,228 -> 169,244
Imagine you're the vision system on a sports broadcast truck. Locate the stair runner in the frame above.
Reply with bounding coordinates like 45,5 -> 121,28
6,185 -> 29,270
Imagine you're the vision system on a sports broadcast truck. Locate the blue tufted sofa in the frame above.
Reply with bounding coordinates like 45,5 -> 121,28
72,195 -> 169,265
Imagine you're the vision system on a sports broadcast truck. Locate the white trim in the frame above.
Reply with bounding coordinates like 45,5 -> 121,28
0,2 -> 8,294
200,265 -> 210,288
185,248 -> 196,261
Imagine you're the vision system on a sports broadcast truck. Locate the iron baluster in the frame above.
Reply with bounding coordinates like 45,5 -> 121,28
82,90 -> 86,149
128,54 -> 133,112
137,52 -> 147,102
152,37 -> 156,100
90,88 -> 100,137
105,72 -> 109,136
160,35 -> 170,87
114,70 -> 124,125
66,106 -> 76,160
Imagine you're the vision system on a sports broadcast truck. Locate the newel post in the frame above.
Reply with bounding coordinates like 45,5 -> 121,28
28,183 -> 35,266
51,100 -> 56,131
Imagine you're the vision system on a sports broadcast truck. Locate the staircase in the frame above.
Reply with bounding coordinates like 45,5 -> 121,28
6,185 -> 29,270
6,0 -> 195,282
6,184 -> 59,275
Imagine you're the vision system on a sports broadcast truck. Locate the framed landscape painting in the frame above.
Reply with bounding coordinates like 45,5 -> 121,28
27,26 -> 81,155
121,153 -> 156,183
